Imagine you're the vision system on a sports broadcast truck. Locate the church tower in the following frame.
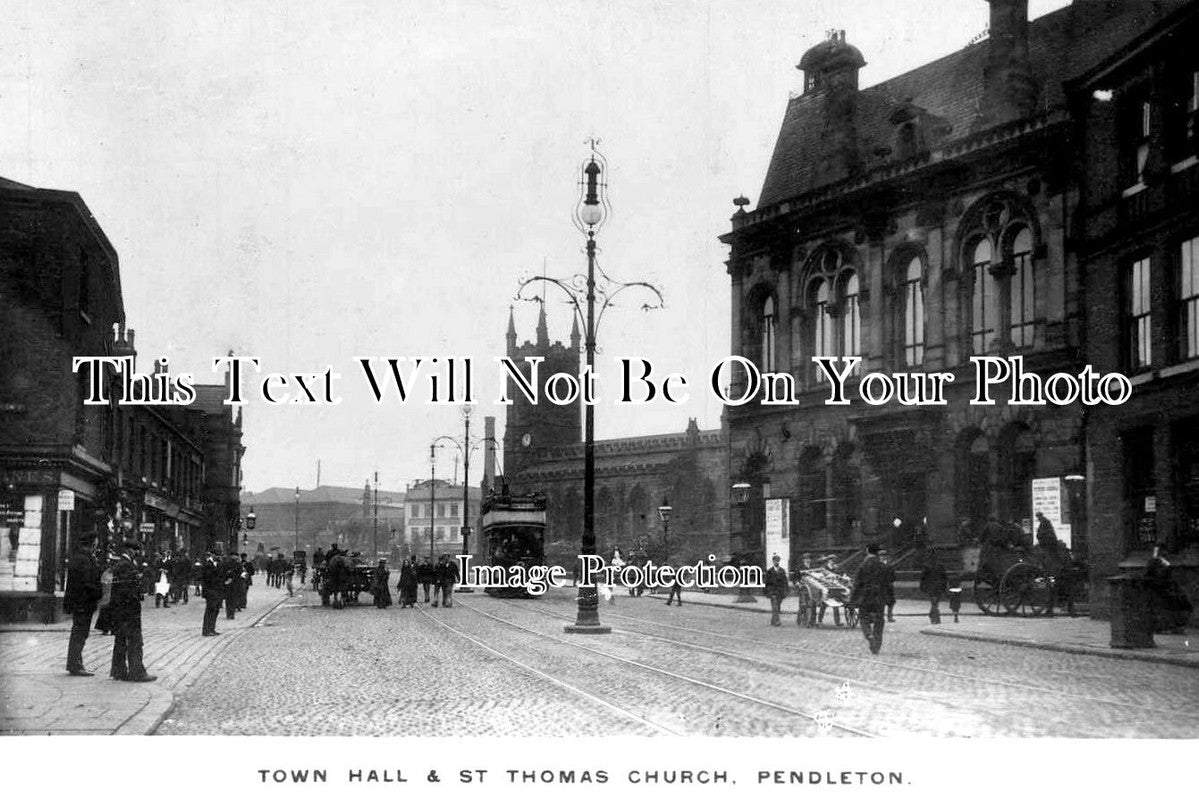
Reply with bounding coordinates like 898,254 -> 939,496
503,304 -> 582,483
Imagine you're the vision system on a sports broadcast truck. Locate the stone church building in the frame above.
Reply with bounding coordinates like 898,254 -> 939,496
502,306 -> 729,566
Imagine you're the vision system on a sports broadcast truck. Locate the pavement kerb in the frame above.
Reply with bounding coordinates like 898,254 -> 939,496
921,627 -> 1199,670
134,591 -> 292,735
638,590 -> 1198,670
113,685 -> 175,735
663,593 -> 929,617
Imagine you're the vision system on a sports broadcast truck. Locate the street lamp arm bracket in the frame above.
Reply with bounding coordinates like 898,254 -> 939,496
592,280 -> 666,341
515,275 -> 587,338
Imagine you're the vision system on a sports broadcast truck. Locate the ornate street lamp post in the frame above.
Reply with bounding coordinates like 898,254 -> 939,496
244,506 -> 256,555
732,482 -> 758,604
293,487 -> 300,554
461,407 -> 471,561
657,501 -> 672,565
429,444 -> 437,561
433,407 -> 485,592
518,142 -> 663,634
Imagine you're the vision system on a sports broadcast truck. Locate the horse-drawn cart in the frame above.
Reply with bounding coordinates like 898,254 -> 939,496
964,540 -> 1082,616
793,564 -> 858,628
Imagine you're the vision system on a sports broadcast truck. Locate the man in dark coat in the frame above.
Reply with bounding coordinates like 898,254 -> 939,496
1146,544 -> 1193,633
170,552 -> 191,605
850,543 -> 889,655
109,540 -> 155,682
64,532 -> 103,676
418,557 -> 434,603
238,553 -> 255,610
437,555 -> 458,608
664,563 -> 684,606
882,551 -> 897,623
219,551 -> 241,619
918,550 -> 949,624
200,551 -> 224,636
764,554 -> 789,626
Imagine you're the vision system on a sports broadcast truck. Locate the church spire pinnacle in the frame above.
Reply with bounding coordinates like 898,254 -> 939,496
536,300 -> 549,348
506,305 -> 517,355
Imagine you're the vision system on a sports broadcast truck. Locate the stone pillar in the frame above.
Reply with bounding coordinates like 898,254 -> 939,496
729,268 -> 745,396
773,251 -> 792,373
924,226 -> 946,369
1153,423 -> 1177,548
989,256 -> 1015,353
1041,194 -> 1067,350
865,239 -> 885,373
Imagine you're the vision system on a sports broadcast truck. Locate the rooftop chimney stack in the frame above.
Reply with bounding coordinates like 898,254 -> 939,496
978,0 -> 1039,126
798,29 -> 865,94
799,30 -> 866,182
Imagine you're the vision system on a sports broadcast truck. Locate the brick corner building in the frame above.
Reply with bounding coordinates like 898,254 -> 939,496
0,175 -> 246,621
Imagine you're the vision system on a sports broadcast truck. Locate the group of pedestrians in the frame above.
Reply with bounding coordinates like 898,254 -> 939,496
63,533 -> 156,682
199,550 -> 257,635
262,553 -> 294,589
63,530 -> 274,682
395,554 -> 458,608
146,551 -> 194,608
310,547 -> 459,610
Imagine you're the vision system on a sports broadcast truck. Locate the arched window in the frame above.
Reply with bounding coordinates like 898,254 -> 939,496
971,238 -> 995,355
1010,228 -> 1035,348
961,195 -> 1040,357
811,279 -> 833,377
903,255 -> 925,366
842,272 -> 860,366
804,245 -> 861,381
761,296 -> 776,372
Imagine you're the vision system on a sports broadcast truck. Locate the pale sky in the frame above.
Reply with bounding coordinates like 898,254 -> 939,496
1,0 -> 1071,492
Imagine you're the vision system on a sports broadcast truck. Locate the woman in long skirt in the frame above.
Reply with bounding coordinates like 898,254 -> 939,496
372,560 -> 393,608
397,560 -> 418,608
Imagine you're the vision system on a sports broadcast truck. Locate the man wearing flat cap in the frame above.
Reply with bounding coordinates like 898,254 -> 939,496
63,531 -> 103,676
109,539 -> 156,682
764,554 -> 789,626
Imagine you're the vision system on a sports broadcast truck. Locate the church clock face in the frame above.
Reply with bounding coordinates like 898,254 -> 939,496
521,433 -> 532,447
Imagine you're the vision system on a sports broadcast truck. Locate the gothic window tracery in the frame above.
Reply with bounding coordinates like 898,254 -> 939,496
802,244 -> 861,380
960,195 -> 1040,356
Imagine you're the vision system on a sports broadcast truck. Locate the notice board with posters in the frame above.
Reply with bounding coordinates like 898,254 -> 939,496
1031,477 -> 1071,548
764,497 -> 790,570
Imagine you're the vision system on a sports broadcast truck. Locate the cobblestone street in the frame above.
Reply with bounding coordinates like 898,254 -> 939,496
157,586 -> 1199,737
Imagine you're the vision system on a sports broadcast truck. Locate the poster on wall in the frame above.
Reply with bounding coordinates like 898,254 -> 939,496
1031,477 -> 1071,548
764,497 -> 790,569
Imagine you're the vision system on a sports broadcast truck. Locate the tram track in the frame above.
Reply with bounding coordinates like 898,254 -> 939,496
502,597 -> 1199,724
440,598 -> 876,737
413,604 -> 682,736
